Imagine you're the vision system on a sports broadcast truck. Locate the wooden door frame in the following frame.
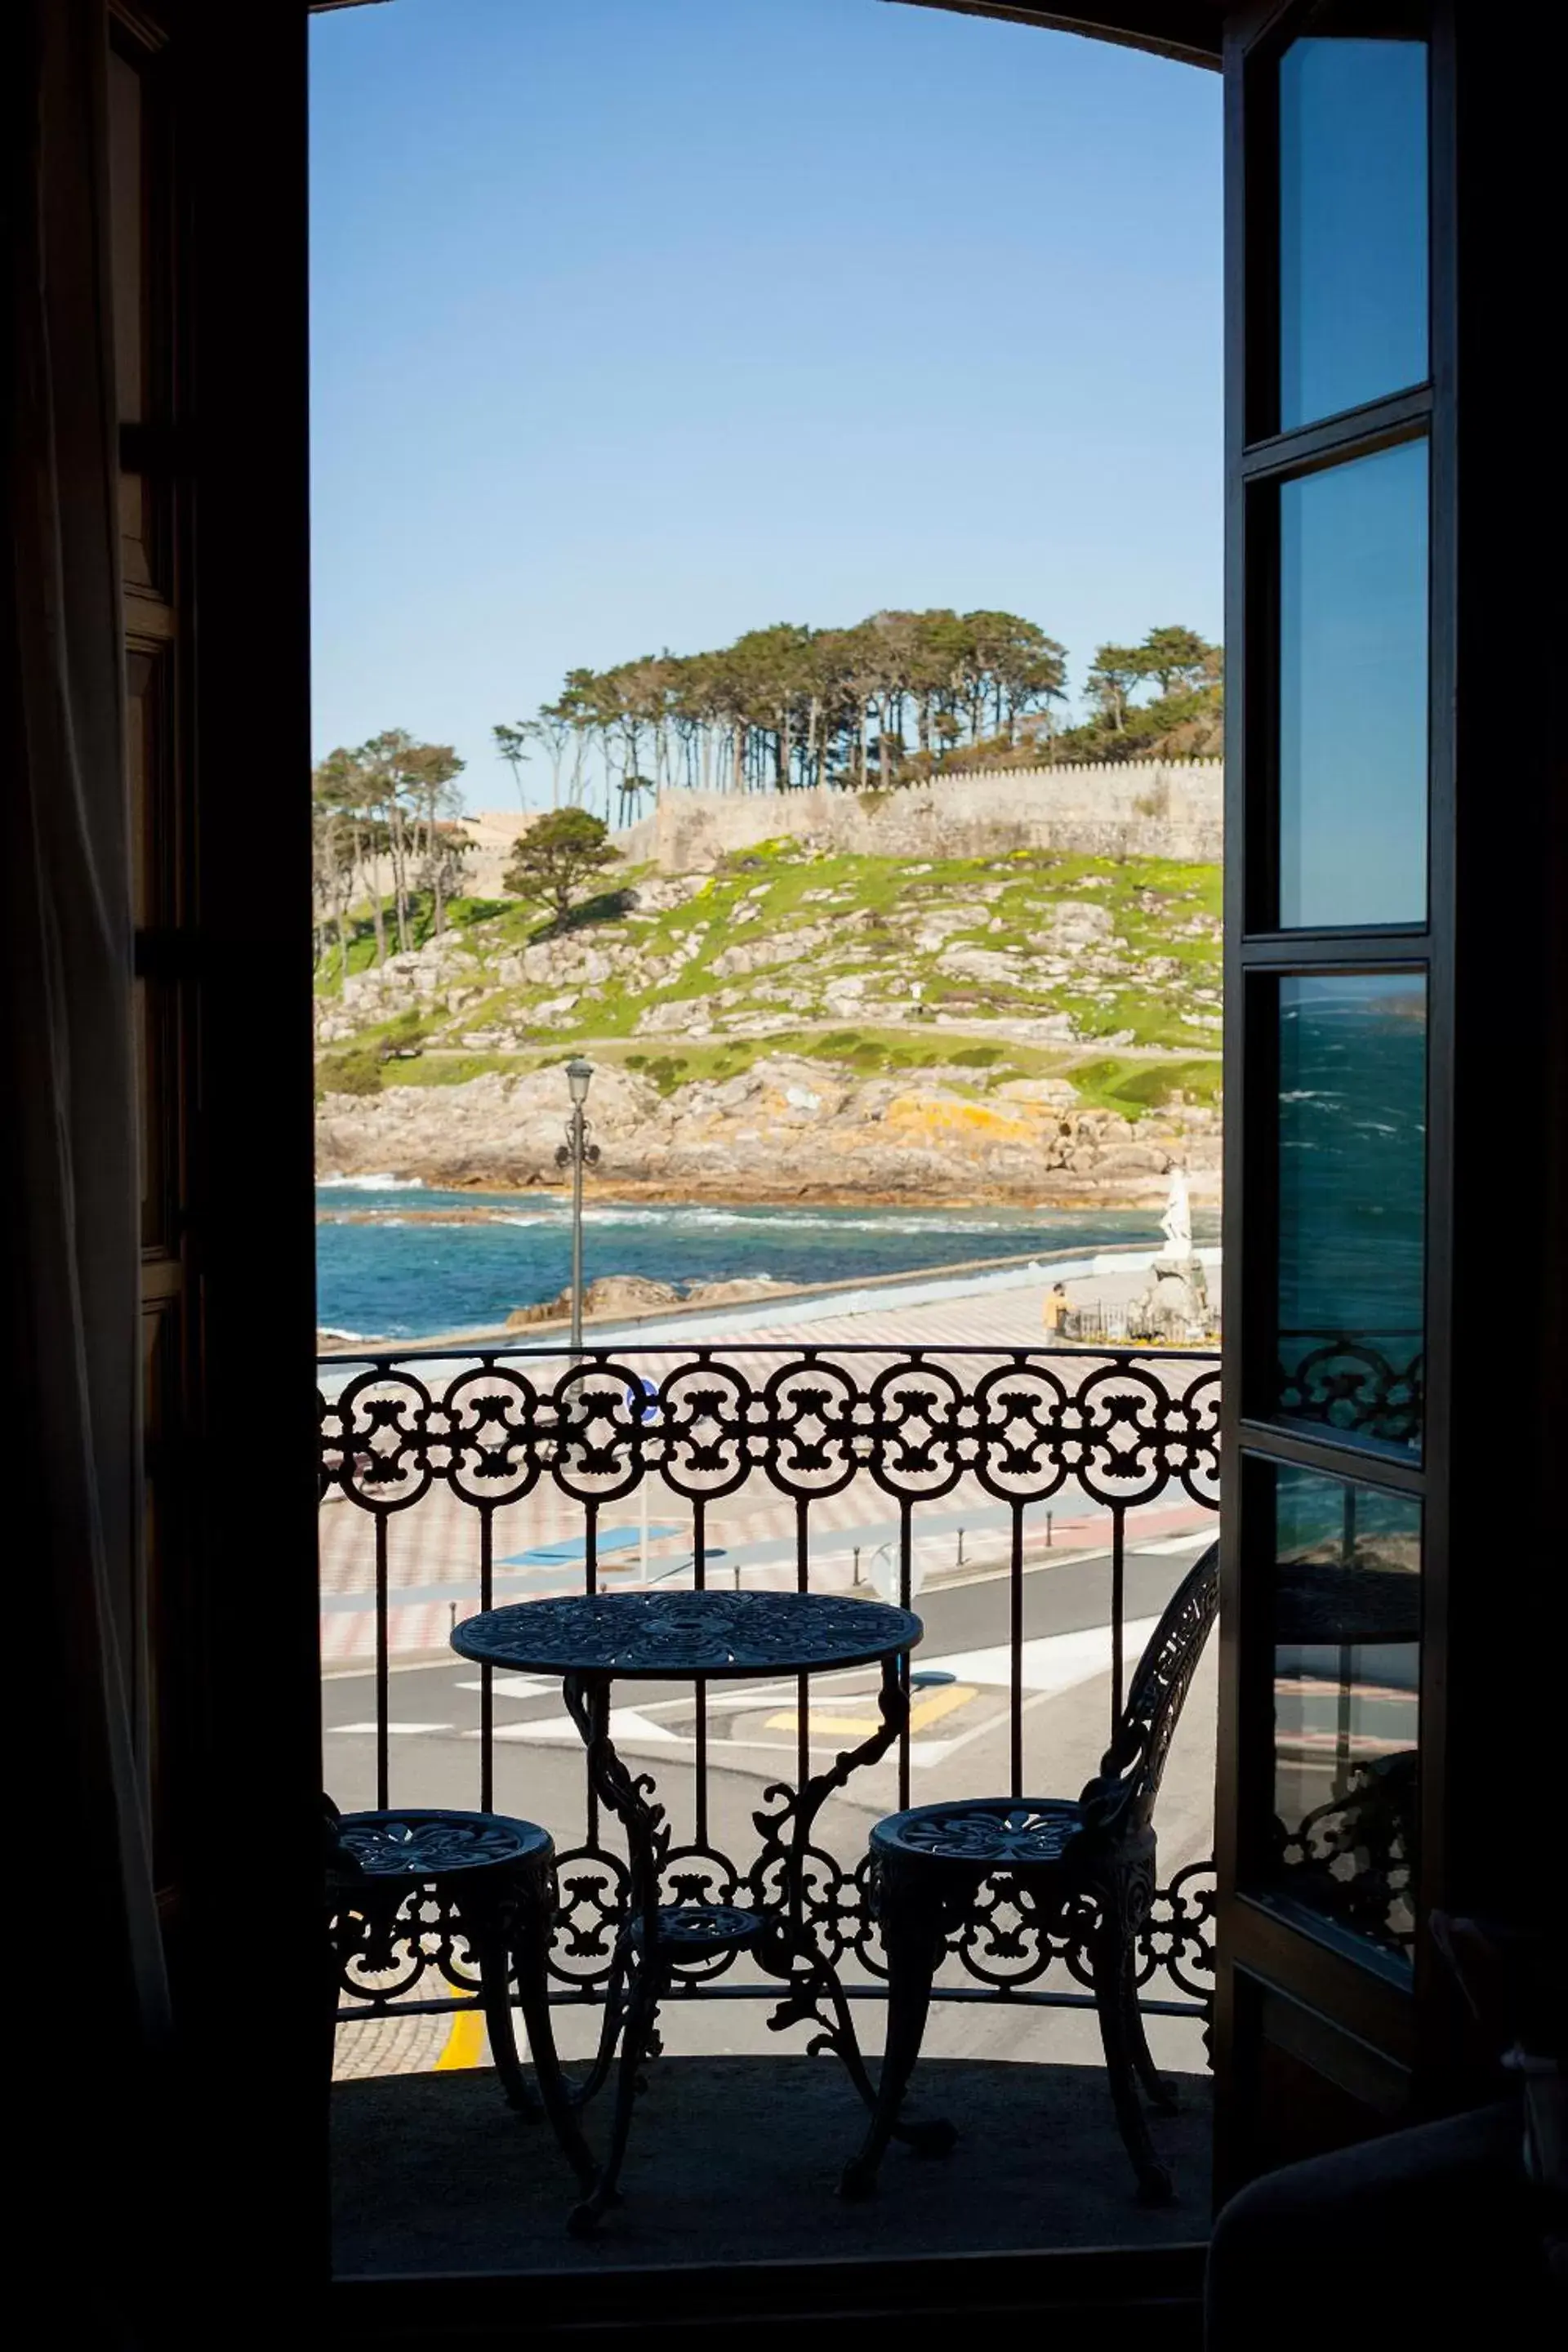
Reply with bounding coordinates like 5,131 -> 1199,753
157,0 -> 1566,2324
134,0 -> 327,2316
166,1 -> 1221,2329
1213,0 -> 1563,2197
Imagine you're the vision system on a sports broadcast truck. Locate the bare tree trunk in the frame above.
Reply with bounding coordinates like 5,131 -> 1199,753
354,822 -> 388,964
389,803 -> 410,956
432,822 -> 447,937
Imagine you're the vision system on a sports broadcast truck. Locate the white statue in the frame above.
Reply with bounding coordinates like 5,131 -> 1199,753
1128,1165 -> 1209,1340
1159,1167 -> 1192,1263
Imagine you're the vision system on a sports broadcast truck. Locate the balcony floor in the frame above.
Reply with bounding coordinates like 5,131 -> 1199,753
332,2047 -> 1213,2274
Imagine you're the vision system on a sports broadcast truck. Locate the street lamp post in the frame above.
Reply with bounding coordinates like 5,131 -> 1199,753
555,1058 -> 599,1356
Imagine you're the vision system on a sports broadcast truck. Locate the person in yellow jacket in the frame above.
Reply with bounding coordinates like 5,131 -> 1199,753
1043,1280 -> 1069,1338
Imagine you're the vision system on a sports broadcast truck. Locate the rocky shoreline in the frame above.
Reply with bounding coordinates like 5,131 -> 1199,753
316,1054 -> 1219,1211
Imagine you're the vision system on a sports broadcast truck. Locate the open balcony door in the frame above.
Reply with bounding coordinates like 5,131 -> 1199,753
105,0 -> 326,2304
87,0 -> 1560,2326
1212,0 -> 1560,2196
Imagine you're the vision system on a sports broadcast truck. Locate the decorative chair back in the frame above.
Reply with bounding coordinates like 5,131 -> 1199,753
1078,1541 -> 1218,1838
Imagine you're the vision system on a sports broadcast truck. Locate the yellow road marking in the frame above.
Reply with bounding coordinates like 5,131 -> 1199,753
764,1684 -> 976,1737
435,2007 -> 489,2071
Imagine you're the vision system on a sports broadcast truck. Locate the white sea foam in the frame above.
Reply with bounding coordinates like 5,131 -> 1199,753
666,1209 -> 1028,1237
318,1173 -> 428,1192
579,1207 -> 684,1226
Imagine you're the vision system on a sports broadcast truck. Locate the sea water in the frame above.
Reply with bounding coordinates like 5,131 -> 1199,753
314,1188 -> 1216,1343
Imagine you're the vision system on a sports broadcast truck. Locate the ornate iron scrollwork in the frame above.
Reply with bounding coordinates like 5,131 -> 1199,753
1275,1339 -> 1423,1450
319,1341 -> 1222,2023
1272,1753 -> 1416,1958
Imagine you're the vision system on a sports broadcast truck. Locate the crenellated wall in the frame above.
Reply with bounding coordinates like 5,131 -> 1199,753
613,759 -> 1223,872
438,760 -> 1223,896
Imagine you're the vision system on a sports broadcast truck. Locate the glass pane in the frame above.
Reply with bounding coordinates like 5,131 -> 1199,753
1278,439 -> 1428,929
1279,33 -> 1428,430
1273,972 -> 1425,1450
1262,1465 -> 1419,1966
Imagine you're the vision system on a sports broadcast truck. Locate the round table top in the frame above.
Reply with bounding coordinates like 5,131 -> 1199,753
450,1588 -> 924,1681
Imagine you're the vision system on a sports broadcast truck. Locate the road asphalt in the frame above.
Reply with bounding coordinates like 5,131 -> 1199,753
322,1529 -> 1222,1980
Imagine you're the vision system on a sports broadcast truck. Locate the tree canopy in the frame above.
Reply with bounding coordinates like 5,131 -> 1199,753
501,808 -> 617,927
496,609 -> 1220,821
1061,624 -> 1223,764
311,728 -> 466,973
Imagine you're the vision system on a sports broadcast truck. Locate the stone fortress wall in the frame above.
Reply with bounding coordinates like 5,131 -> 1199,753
617,759 -> 1223,873
451,760 -> 1223,895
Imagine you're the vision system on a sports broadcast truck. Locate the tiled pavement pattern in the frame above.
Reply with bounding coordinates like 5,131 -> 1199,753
333,2006 -> 452,2082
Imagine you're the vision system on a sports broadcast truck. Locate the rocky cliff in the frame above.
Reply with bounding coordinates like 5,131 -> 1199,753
314,836 -> 1223,1206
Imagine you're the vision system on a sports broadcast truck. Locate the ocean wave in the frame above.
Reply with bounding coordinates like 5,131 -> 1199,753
317,1325 -> 368,1341
579,1206 -> 686,1226
652,1209 -> 1040,1237
575,1205 -> 1041,1234
318,1173 -> 428,1192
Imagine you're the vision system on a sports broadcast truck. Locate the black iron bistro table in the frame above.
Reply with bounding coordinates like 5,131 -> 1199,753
451,1587 -> 931,2231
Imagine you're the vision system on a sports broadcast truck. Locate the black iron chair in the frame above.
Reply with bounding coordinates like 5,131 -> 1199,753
841,1541 -> 1218,2207
324,1801 -> 596,2195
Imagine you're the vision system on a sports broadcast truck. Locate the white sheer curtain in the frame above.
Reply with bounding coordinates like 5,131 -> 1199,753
4,0 -> 169,2330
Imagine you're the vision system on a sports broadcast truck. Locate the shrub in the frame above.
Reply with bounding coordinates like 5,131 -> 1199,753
318,1049 -> 383,1098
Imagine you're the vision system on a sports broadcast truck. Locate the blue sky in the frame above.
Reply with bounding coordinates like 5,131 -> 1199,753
310,0 -> 1221,808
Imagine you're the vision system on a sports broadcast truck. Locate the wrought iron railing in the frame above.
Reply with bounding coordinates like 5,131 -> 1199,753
319,1341 -> 1221,2026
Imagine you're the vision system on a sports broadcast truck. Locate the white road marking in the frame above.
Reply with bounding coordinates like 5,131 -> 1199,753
331,1722 -> 452,1736
452,1674 -> 555,1698
1133,1534 -> 1212,1556
487,1705 -> 680,1747
917,1619 -> 1160,1696
434,1620 -> 1164,1772
908,1739 -> 959,1768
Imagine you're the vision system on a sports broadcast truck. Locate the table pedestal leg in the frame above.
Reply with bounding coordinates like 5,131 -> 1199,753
567,1938 -> 668,2236
750,1656 -> 954,2154
562,1673 -> 672,2233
